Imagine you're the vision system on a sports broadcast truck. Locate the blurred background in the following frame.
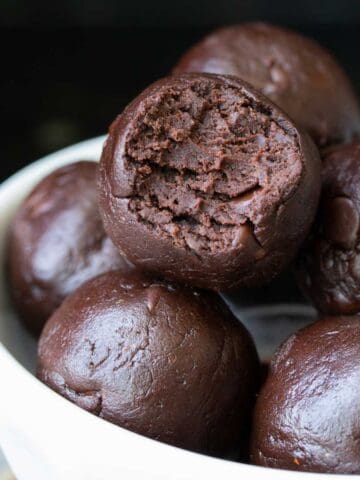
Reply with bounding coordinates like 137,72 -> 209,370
1,0 -> 360,182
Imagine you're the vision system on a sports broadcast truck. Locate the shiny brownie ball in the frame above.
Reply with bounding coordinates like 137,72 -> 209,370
98,73 -> 321,291
296,141 -> 360,315
37,270 -> 260,457
7,161 -> 132,334
173,22 -> 360,147
251,315 -> 360,474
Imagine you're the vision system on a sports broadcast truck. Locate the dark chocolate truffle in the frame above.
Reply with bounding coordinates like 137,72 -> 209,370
173,23 -> 360,147
8,161 -> 132,334
296,141 -> 360,315
37,270 -> 260,457
251,315 -> 360,474
98,73 -> 321,291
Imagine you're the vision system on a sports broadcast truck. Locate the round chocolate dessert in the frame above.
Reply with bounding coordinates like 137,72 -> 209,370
251,315 -> 360,474
173,23 -> 360,147
37,270 -> 260,457
99,73 -> 321,291
296,141 -> 360,315
8,161 -> 132,334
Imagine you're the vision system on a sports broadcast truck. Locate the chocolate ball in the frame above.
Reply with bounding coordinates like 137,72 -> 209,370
37,270 -> 260,457
7,161 -> 133,334
296,141 -> 360,315
251,315 -> 360,473
98,73 -> 321,291
173,23 -> 360,147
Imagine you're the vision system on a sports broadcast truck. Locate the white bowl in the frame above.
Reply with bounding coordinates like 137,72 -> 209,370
0,137 -> 343,480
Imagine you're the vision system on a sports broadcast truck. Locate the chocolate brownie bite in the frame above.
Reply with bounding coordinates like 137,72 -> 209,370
296,141 -> 360,315
7,161 -> 133,335
99,73 -> 321,291
174,23 -> 360,147
251,315 -> 360,473
37,270 -> 260,457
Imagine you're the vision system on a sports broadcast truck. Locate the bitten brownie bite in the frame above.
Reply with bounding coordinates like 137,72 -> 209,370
37,270 -> 260,457
296,142 -> 360,315
98,73 -> 321,291
251,316 -> 360,474
173,23 -> 360,147
7,161 -> 133,335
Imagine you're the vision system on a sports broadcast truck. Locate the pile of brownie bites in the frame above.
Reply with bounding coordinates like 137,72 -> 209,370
6,23 -> 360,474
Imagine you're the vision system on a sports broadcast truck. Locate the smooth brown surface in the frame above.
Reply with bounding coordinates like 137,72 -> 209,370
7,161 -> 133,335
98,72 -> 321,291
251,316 -> 360,473
174,22 -> 360,147
37,270 -> 260,457
296,141 -> 360,314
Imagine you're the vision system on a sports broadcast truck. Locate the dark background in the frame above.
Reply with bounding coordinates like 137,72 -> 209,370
1,0 -> 360,182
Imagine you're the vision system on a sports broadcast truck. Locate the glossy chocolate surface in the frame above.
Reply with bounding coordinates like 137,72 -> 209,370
7,161 -> 132,334
251,315 -> 360,473
296,141 -> 360,314
37,270 -> 260,456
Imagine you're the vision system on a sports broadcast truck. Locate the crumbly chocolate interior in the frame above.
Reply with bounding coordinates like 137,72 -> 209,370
124,79 -> 300,253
